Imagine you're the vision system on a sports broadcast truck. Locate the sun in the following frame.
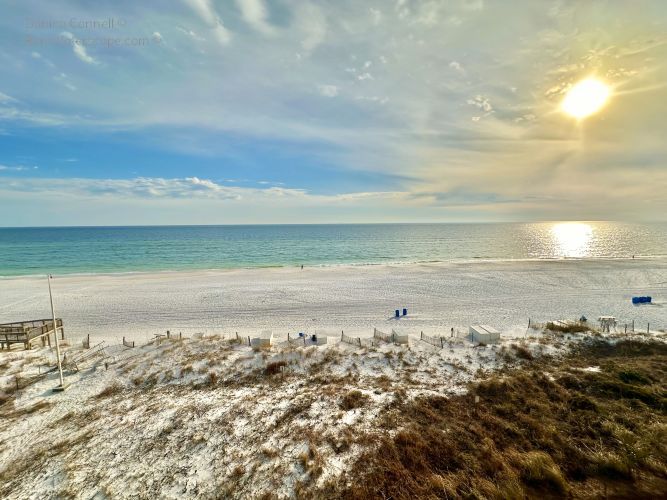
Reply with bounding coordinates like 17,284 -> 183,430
561,78 -> 610,119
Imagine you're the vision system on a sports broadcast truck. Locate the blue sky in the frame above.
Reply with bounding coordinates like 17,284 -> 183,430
0,0 -> 666,225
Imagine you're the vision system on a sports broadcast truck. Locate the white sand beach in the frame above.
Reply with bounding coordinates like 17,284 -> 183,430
1,259 -> 665,342
1,258 -> 666,498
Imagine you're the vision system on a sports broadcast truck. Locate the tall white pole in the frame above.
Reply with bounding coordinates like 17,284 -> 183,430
48,275 -> 65,387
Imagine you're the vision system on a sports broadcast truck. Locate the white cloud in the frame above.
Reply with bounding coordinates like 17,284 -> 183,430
449,60 -> 465,74
369,8 -> 382,25
184,0 -> 232,45
176,26 -> 205,41
1,1 -> 666,222
0,176 -> 405,205
318,84 -> 339,97
30,50 -> 56,68
61,32 -> 98,65
467,95 -> 493,113
0,91 -> 17,103
294,3 -> 326,52
0,164 -> 37,171
235,0 -> 274,34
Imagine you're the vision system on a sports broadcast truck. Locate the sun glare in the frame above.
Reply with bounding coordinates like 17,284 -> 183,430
552,222 -> 593,258
561,79 -> 610,119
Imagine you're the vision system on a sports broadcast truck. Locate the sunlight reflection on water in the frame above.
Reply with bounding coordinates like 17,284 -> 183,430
551,222 -> 593,258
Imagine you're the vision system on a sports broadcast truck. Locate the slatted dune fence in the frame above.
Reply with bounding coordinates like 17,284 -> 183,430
360,337 -> 377,348
340,332 -> 378,347
373,328 -> 393,343
340,332 -> 362,346
420,331 -> 444,348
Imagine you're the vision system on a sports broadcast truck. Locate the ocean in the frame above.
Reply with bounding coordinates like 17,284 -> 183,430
1,222 -> 666,277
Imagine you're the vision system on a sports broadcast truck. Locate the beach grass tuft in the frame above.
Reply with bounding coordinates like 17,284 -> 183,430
329,340 -> 667,499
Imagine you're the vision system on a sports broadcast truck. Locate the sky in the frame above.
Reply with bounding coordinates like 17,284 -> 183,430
0,0 -> 665,226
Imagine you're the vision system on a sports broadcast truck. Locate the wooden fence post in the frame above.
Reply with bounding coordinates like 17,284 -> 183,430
647,323 -> 650,334
440,337 -> 444,348
248,336 -> 251,347
341,331 -> 343,341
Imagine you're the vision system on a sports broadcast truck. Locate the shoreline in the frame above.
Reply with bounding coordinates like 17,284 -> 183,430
1,254 -> 665,280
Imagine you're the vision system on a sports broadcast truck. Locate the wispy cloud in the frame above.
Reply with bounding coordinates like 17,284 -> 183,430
0,0 -> 665,223
61,32 -> 98,65
0,164 -> 38,171
318,85 -> 339,97
0,176 -> 392,201
184,0 -> 232,45
235,0 -> 274,35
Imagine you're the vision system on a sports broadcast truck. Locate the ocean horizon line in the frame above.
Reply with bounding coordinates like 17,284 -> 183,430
3,219 -> 664,230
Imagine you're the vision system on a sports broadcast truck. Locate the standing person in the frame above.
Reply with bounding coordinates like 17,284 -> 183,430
301,264 -> 303,270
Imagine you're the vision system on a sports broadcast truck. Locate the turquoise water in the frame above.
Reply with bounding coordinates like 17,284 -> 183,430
0,222 -> 665,277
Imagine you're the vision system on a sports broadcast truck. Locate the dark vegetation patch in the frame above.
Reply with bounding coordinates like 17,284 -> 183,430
546,321 -> 590,333
95,382 -> 124,398
511,343 -> 534,360
264,360 -> 288,376
318,340 -> 667,499
339,390 -> 370,411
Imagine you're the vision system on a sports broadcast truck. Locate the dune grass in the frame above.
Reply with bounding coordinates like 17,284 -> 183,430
321,340 -> 667,499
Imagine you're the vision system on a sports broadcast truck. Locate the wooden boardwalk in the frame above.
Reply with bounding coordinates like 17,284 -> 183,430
0,318 -> 64,350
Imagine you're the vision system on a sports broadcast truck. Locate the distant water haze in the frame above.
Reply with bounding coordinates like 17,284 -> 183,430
1,222 -> 666,277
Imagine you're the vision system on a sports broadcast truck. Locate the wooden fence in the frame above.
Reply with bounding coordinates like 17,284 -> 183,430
340,332 -> 378,348
340,332 -> 363,347
420,331 -> 444,348
373,328 -> 393,342
122,336 -> 135,348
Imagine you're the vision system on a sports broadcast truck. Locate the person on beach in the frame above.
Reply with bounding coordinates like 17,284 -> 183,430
301,264 -> 303,270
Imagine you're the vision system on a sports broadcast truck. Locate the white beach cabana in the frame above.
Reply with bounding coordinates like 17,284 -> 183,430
251,330 -> 273,350
390,329 -> 410,345
468,325 -> 500,344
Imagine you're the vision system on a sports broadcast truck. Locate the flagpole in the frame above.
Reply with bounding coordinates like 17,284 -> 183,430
48,274 -> 65,389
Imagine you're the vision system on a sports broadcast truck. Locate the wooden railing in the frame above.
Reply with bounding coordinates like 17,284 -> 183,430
0,318 -> 64,349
